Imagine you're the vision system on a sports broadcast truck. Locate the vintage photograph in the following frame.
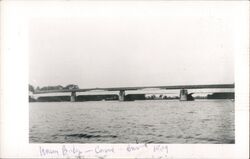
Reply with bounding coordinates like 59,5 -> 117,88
28,4 -> 235,144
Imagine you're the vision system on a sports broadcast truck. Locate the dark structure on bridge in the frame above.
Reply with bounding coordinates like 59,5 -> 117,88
207,92 -> 234,99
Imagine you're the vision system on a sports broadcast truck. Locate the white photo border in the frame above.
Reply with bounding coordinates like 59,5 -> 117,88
0,1 -> 249,158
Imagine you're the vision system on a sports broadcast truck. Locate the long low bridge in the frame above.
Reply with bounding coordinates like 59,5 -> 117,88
33,84 -> 234,101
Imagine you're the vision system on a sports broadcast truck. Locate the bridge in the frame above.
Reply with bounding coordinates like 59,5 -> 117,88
33,84 -> 234,102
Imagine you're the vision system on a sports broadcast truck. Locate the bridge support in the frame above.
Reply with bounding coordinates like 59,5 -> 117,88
119,90 -> 126,101
179,89 -> 188,101
70,92 -> 76,102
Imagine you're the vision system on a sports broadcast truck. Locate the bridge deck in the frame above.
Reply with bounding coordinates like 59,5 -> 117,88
33,84 -> 234,94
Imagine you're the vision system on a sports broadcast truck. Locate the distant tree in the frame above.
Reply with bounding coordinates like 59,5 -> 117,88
29,84 -> 35,92
56,85 -> 64,90
40,86 -> 48,91
36,86 -> 40,91
39,85 -> 65,91
64,84 -> 79,90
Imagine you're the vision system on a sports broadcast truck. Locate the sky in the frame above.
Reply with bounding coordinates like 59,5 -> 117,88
29,4 -> 234,88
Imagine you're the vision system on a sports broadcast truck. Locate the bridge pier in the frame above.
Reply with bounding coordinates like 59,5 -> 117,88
119,90 -> 126,101
70,91 -> 76,102
179,89 -> 188,101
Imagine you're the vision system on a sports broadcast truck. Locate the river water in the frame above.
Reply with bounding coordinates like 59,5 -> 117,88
29,100 -> 234,143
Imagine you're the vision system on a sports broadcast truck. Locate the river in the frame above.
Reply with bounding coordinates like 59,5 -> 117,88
29,100 -> 234,143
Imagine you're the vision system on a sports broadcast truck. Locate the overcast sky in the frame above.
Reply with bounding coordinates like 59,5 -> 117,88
29,4 -> 234,88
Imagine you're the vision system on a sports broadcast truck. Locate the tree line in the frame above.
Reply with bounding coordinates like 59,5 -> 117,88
29,84 -> 79,92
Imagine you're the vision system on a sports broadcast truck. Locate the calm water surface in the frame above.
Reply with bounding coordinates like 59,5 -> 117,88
30,100 -> 234,143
